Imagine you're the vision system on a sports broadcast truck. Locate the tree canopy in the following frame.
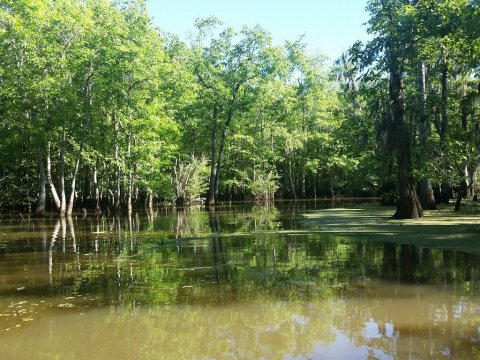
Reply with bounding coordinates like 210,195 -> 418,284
0,0 -> 479,218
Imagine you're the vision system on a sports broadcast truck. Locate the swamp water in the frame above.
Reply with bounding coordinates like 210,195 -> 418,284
1,201 -> 480,359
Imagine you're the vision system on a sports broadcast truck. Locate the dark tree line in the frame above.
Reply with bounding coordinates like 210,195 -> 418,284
346,0 -> 480,218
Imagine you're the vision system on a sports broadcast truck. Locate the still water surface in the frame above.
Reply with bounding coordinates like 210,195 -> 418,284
1,201 -> 480,359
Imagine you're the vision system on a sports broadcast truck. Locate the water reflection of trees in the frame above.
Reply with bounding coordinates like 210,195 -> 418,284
0,302 -> 339,359
2,209 -> 480,358
4,212 -> 480,295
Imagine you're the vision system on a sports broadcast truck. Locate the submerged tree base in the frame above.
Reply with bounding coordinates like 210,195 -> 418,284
393,192 -> 423,219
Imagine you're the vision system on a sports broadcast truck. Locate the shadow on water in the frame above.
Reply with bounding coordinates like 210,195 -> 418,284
1,201 -> 480,359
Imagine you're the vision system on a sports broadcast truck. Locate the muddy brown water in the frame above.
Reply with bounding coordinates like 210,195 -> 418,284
1,201 -> 479,359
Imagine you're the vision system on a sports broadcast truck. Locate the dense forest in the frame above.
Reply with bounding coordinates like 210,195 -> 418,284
0,0 -> 479,219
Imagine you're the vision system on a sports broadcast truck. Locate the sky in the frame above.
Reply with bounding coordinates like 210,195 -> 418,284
146,0 -> 371,62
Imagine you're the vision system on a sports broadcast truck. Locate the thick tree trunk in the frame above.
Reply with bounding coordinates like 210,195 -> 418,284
35,147 -> 46,217
417,60 -> 436,210
418,178 -> 436,210
390,58 -> 422,219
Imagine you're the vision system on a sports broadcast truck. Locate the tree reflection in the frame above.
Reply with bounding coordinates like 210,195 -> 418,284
36,218 -> 47,265
443,250 -> 455,283
2,208 -> 480,359
382,242 -> 397,279
400,244 -> 419,282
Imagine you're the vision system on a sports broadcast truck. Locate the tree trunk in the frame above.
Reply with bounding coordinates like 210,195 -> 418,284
214,126 -> 228,203
93,164 -> 101,214
66,145 -> 83,216
301,159 -> 306,199
301,116 -> 306,199
208,106 -> 233,208
127,176 -> 133,213
454,176 -> 469,212
417,60 -> 436,210
127,135 -> 133,213
418,178 -> 436,210
66,81 -> 90,216
147,190 -> 153,210
35,147 -> 46,217
288,154 -> 297,199
113,113 -> 121,213
46,142 -> 61,210
455,99 -> 470,213
439,52 -> 450,204
440,53 -> 448,142
206,105 -> 218,208
59,128 -> 67,217
390,58 -> 422,219
330,176 -> 335,199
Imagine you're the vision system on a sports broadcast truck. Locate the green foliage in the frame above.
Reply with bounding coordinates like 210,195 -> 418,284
2,0 -> 479,212
247,169 -> 279,203
0,0 -> 180,211
345,0 -> 480,212
173,156 -> 209,204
